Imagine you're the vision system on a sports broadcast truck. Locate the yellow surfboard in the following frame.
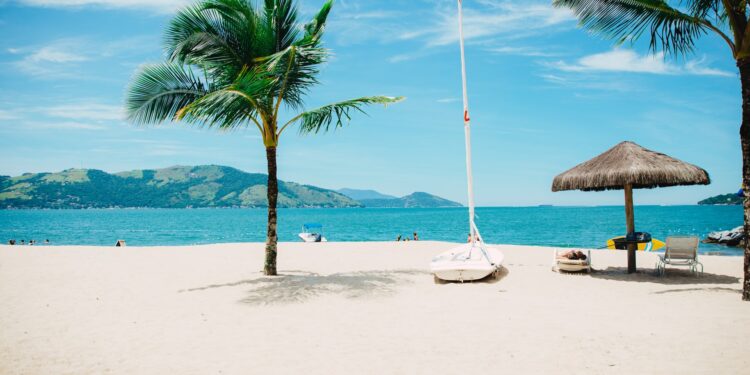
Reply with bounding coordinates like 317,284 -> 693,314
606,236 -> 665,251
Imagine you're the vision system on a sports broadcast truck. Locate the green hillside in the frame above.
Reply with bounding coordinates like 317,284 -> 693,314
359,192 -> 462,208
0,165 -> 361,209
698,193 -> 742,205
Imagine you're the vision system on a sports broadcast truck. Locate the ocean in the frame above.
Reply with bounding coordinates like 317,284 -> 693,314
0,205 -> 743,255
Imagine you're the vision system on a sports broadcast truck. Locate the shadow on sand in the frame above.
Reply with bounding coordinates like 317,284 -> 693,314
590,267 -> 740,285
434,265 -> 510,285
183,269 -> 429,304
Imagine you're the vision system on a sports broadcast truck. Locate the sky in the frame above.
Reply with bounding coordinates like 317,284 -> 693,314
0,0 -> 741,206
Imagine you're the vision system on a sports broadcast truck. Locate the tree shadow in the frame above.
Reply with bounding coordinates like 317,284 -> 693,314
182,269 -> 429,305
590,267 -> 739,285
651,287 -> 741,295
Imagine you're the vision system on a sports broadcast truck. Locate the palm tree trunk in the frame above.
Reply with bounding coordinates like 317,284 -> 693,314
738,58 -> 750,301
264,146 -> 278,276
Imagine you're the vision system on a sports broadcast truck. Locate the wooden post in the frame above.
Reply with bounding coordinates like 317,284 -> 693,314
624,184 -> 636,273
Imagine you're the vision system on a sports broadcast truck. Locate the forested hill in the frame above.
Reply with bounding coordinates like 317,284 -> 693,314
0,165 -> 361,209
698,193 -> 742,205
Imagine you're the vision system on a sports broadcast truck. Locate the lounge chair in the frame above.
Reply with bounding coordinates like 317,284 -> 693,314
656,236 -> 702,276
553,249 -> 591,273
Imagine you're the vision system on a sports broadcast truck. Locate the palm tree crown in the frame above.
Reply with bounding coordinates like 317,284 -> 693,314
126,0 -> 401,145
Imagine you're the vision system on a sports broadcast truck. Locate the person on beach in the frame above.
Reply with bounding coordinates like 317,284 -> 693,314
467,233 -> 481,243
413,232 -> 419,241
557,250 -> 587,260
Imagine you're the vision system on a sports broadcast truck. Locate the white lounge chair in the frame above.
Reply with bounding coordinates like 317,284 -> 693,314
656,236 -> 702,276
553,249 -> 591,273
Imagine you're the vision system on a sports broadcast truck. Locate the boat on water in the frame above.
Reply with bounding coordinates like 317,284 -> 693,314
429,0 -> 504,283
298,223 -> 327,242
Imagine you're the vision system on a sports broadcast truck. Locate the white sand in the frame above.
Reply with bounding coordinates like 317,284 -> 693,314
1,241 -> 748,374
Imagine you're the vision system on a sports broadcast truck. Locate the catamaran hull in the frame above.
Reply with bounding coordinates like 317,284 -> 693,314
298,233 -> 327,242
430,244 -> 504,282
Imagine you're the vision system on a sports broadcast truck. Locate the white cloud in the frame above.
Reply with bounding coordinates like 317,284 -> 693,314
553,49 -> 734,77
487,46 -> 557,57
42,103 -> 124,121
4,121 -> 107,131
0,109 -> 19,120
403,1 -> 574,47
436,97 -> 460,103
12,36 -> 159,79
538,73 -> 635,92
13,39 -> 90,78
28,46 -> 88,63
14,0 -> 190,13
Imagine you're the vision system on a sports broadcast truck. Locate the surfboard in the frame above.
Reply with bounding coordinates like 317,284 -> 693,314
606,236 -> 665,251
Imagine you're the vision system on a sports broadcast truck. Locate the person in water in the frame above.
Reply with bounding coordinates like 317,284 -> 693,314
396,235 -> 402,241
413,232 -> 419,241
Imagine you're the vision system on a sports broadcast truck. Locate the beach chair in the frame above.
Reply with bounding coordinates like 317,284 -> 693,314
553,249 -> 591,273
656,236 -> 702,276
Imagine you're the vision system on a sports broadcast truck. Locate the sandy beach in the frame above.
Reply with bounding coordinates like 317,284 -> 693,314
0,241 -> 748,374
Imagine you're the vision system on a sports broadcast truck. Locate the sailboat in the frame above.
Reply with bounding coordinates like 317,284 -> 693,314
430,0 -> 504,283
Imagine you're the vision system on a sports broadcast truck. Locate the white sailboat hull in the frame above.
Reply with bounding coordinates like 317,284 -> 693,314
430,243 -> 504,282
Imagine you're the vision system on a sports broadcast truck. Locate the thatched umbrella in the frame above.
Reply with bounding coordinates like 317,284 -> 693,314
552,141 -> 710,273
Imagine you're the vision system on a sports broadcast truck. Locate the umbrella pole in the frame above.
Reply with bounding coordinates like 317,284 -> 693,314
624,183 -> 636,273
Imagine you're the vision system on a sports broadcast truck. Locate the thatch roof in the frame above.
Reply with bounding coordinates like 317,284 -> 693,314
552,141 -> 710,192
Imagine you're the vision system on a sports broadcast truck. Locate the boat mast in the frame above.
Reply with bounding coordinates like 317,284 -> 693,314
457,0 -> 479,244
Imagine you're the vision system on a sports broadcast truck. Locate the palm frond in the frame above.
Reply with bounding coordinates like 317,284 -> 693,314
297,0 -> 332,46
259,44 -> 328,110
285,96 -> 405,135
264,0 -> 299,53
552,0 -> 707,55
165,0 -> 272,79
125,63 -> 207,125
176,68 -> 273,130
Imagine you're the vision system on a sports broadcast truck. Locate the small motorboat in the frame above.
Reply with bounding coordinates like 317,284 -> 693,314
431,237 -> 504,282
298,223 -> 327,242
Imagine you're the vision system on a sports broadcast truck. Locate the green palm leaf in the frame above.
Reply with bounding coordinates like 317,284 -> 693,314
552,0 -> 707,55
285,96 -> 405,135
125,63 -> 207,125
176,68 -> 273,130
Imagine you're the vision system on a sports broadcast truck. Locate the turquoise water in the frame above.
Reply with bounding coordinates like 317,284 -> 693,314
0,206 -> 743,255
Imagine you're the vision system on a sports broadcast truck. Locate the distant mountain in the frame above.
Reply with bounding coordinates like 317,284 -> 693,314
337,188 -> 396,201
698,193 -> 742,205
360,192 -> 462,208
0,165 -> 361,209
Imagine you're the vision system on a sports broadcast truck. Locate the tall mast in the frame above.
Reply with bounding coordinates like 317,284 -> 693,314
457,0 -> 477,243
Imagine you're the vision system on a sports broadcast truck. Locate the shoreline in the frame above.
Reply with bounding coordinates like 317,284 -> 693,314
2,241 -> 746,257
1,241 -> 748,374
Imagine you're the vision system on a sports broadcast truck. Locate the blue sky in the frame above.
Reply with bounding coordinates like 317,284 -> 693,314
0,0 -> 740,206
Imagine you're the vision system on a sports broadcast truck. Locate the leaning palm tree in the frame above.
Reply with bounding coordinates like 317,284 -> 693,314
552,0 -> 749,300
125,0 -> 402,275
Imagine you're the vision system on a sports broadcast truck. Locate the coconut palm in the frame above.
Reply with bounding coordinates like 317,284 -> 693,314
552,0 -> 750,300
125,0 -> 402,275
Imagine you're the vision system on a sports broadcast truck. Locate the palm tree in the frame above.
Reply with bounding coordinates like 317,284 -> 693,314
125,0 -> 402,275
552,0 -> 750,300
